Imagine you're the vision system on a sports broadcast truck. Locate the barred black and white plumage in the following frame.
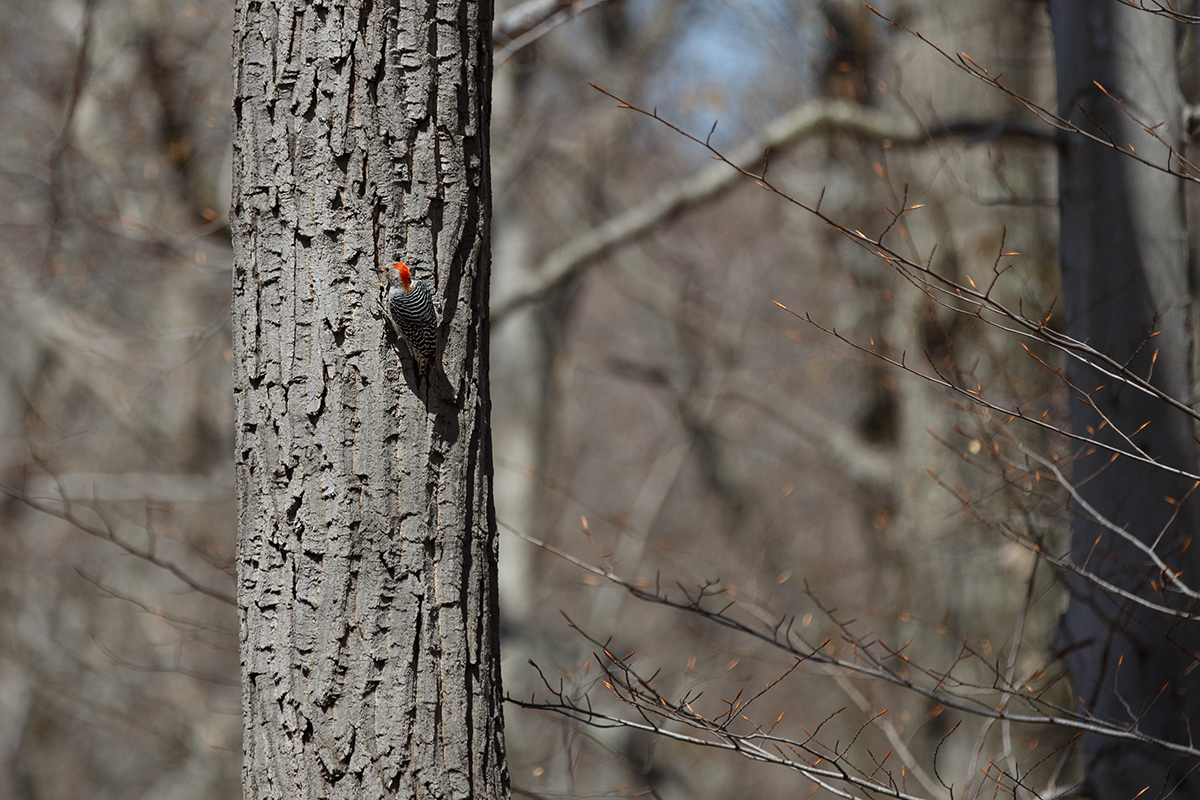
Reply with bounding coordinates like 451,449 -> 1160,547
380,261 -> 438,373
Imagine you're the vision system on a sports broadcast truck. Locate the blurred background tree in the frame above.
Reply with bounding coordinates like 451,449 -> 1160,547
2,0 -> 1198,797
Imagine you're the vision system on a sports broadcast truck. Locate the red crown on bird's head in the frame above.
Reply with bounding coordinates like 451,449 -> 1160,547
393,261 -> 412,291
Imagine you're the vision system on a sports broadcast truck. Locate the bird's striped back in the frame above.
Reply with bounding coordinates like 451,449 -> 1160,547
389,281 -> 435,330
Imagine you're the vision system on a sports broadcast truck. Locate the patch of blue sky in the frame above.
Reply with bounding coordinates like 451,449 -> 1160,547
638,0 -> 820,158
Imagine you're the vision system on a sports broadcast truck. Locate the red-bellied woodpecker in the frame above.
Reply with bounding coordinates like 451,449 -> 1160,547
378,261 -> 438,374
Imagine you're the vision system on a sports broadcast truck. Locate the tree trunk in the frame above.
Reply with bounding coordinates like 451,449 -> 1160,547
1052,3 -> 1200,795
231,1 -> 508,798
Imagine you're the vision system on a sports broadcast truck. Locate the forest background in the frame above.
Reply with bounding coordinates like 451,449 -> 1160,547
2,0 -> 1195,798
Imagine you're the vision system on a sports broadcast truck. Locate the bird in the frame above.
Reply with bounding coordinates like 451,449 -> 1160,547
378,261 -> 439,376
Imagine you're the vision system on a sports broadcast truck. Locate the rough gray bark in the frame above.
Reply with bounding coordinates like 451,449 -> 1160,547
231,1 -> 507,798
1051,3 -> 1200,796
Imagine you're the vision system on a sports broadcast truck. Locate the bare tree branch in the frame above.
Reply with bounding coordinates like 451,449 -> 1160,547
21,471 -> 231,504
868,6 -> 1200,183
1,480 -> 235,605
724,383 -> 897,494
494,0 -> 615,64
1114,0 -> 1200,23
492,96 -> 1052,323
501,521 -> 1200,759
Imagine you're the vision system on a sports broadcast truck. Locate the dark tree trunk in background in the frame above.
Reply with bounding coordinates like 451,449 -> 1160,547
1052,3 -> 1200,796
231,1 -> 508,798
